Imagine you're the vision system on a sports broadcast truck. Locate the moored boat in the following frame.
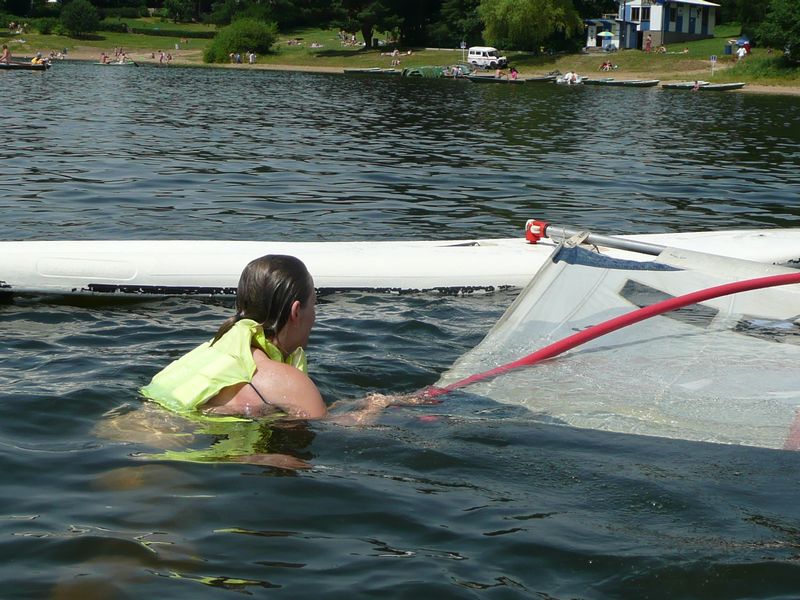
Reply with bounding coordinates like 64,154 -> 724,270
0,61 -> 50,71
94,60 -> 138,67
584,78 -> 660,87
662,81 -> 746,91
343,67 -> 401,76
401,64 -> 472,78
524,74 -> 558,82
466,74 -> 526,84
555,74 -> 586,85
1,226 -> 798,298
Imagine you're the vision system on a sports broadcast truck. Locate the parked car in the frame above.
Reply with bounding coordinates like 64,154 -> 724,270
467,46 -> 508,69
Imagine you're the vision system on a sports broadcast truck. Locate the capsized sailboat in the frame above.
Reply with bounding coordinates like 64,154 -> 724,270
1,221 -> 799,297
433,225 -> 800,450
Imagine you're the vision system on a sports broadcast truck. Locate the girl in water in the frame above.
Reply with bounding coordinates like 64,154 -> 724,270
141,255 -> 326,420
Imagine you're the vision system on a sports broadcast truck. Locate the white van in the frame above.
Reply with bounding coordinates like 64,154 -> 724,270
467,46 -> 508,69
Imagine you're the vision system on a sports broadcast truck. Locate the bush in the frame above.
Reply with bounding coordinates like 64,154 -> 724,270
727,54 -> 800,81
164,0 -> 193,23
758,0 -> 800,63
34,16 -> 59,34
60,0 -> 100,36
126,26 -> 216,38
105,6 -> 147,19
206,0 -> 274,27
99,19 -> 129,33
203,18 -> 277,63
207,0 -> 236,27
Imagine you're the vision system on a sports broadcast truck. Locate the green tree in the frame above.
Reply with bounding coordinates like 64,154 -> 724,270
758,0 -> 800,61
389,0 -> 440,46
203,18 -> 278,62
571,0 -> 616,19
164,0 -> 194,22
428,0 -> 483,47
331,0 -> 401,47
714,0 -> 737,24
208,0 -> 237,26
60,0 -> 100,36
4,0 -> 31,16
208,0 -> 332,29
738,0 -> 770,39
478,0 -> 582,50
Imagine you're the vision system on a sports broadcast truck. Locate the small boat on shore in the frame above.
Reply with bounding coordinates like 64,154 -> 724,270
0,61 -> 50,71
94,61 -> 138,67
662,81 -> 746,91
467,73 -> 556,84
525,74 -> 558,82
467,75 -> 525,84
556,74 -> 586,85
584,78 -> 660,87
401,65 -> 473,78
343,67 -> 401,76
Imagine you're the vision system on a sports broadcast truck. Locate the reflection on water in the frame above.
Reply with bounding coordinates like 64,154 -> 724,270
2,62 -> 799,242
2,62 -> 800,598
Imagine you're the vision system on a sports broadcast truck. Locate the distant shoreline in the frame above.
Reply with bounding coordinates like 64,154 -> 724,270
49,46 -> 800,96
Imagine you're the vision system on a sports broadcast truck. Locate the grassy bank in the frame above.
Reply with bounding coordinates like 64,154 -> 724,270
3,20 -> 798,87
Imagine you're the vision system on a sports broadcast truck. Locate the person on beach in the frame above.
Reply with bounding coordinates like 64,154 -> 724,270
737,45 -> 747,61
509,66 -> 519,80
141,254 -> 325,420
1,44 -> 11,64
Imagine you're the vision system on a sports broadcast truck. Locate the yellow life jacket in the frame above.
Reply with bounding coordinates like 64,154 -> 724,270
140,318 -> 306,417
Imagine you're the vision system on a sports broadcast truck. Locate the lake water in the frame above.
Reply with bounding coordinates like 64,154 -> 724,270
2,61 -> 800,598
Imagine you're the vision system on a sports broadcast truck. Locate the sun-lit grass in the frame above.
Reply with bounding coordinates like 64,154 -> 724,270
0,16 -> 216,59
0,31 -> 212,59
720,55 -> 800,85
259,26 -> 469,69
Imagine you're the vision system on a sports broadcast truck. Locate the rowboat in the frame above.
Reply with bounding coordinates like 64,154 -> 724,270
555,74 -> 586,85
524,74 -> 558,82
467,75 -> 525,84
343,67 -> 401,76
661,81 -> 746,91
0,61 -> 50,71
583,78 -> 660,87
401,65 -> 472,78
2,226 -> 799,298
94,61 -> 138,67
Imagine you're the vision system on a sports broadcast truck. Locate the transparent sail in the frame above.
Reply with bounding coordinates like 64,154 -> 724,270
436,244 -> 800,449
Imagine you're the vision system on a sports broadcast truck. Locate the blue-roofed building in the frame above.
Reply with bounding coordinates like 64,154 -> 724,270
586,0 -> 720,51
585,14 -> 621,51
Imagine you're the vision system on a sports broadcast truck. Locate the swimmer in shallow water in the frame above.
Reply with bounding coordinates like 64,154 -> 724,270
141,254 -> 429,428
141,254 -> 326,419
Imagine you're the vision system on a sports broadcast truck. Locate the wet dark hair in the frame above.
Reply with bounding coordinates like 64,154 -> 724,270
212,254 -> 314,345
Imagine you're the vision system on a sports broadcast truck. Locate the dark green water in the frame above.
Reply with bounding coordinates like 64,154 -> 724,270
1,62 -> 800,598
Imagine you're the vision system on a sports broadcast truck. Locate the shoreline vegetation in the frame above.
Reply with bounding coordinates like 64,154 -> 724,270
5,21 -> 799,96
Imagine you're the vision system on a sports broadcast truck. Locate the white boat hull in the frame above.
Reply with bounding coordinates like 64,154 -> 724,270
1,229 -> 799,297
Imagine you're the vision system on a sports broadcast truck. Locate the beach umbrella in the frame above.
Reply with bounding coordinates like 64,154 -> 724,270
597,31 -> 614,37
736,37 -> 749,46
